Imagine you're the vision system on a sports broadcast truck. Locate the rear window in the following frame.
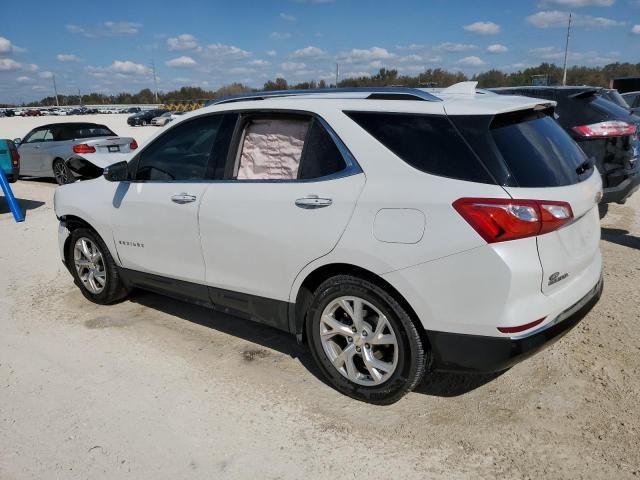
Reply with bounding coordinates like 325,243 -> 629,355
346,111 -> 494,184
490,110 -> 591,187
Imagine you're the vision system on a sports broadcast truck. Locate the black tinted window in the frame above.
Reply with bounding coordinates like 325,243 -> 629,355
299,119 -> 347,179
491,111 -> 590,187
136,115 -> 232,181
346,112 -> 493,183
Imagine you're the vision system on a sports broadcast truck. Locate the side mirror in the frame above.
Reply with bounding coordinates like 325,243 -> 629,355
13,138 -> 21,145
103,161 -> 129,182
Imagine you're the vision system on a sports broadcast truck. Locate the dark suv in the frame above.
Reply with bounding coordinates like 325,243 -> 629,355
491,86 -> 640,206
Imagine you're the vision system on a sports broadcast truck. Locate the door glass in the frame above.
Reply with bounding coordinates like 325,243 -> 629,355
24,128 -> 52,143
236,118 -> 310,180
136,114 -> 233,181
233,115 -> 348,181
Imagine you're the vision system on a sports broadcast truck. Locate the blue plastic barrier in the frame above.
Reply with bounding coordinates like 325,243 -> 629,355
0,167 -> 25,222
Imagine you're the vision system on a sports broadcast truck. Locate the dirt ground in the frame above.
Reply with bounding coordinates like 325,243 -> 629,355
1,116 -> 640,478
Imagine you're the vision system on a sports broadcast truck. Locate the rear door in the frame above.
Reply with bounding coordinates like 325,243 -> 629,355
198,112 -> 364,317
490,111 -> 602,297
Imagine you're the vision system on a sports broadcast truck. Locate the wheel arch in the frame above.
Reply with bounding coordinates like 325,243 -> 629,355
291,262 -> 428,348
59,214 -> 120,268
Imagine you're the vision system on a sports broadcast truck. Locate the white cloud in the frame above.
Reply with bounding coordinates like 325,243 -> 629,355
203,43 -> 251,60
167,34 -> 198,51
0,58 -> 21,71
23,63 -> 38,72
66,21 -> 142,37
338,47 -> 395,63
487,44 -> 509,53
464,21 -> 501,35
435,42 -> 478,52
281,61 -> 306,71
527,10 -> 625,28
540,0 -> 615,6
0,36 -> 12,54
57,54 -> 80,62
165,56 -> 197,67
88,60 -> 150,77
270,32 -> 292,40
280,13 -> 296,21
38,71 -> 54,79
266,50 -> 277,56
632,24 -> 640,34
291,46 -> 326,58
249,59 -> 271,66
16,76 -> 31,82
458,56 -> 486,66
399,54 -> 423,63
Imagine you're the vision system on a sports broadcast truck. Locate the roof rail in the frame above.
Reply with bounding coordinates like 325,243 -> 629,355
206,87 -> 442,106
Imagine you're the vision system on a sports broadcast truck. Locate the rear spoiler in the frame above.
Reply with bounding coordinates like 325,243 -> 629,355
569,88 -> 601,99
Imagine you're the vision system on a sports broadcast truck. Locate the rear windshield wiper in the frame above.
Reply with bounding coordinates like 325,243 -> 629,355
575,158 -> 594,175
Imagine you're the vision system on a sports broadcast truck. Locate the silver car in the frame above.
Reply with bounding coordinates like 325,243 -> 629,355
15,122 -> 137,184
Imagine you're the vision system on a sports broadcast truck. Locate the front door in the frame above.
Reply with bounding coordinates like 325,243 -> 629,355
17,127 -> 53,175
110,113 -> 237,285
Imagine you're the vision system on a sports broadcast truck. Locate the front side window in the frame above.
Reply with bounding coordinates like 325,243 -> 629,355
233,115 -> 347,181
24,128 -> 53,143
135,114 -> 235,181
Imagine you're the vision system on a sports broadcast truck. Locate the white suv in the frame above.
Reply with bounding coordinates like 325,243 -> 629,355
54,84 -> 604,404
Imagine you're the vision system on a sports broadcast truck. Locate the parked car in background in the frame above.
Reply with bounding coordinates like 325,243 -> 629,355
600,88 -> 630,110
622,91 -> 640,114
492,86 -> 640,209
55,86 -> 603,404
20,109 -> 41,117
127,109 -> 168,126
15,122 -> 137,185
151,112 -> 175,126
0,139 -> 20,183
124,107 -> 141,114
2,109 -> 15,117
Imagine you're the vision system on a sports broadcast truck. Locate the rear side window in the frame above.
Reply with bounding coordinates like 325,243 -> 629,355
491,111 -> 590,187
232,114 -> 347,181
345,112 -> 494,184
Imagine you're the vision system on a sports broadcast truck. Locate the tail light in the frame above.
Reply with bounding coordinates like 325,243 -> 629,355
9,146 -> 19,167
72,144 -> 96,154
572,121 -> 636,138
497,317 -> 546,334
129,139 -> 138,150
453,198 -> 574,243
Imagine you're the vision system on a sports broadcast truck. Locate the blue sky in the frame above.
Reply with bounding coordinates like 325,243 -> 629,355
1,0 -> 639,103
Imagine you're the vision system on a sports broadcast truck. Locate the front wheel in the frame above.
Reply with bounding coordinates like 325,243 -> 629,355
306,275 -> 426,404
53,159 -> 73,185
67,228 -> 128,304
141,120 -> 148,126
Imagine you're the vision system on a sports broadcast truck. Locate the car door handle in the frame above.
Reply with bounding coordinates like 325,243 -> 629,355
295,195 -> 333,209
171,193 -> 197,204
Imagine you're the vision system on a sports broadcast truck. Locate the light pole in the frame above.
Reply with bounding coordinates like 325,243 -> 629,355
562,12 -> 572,86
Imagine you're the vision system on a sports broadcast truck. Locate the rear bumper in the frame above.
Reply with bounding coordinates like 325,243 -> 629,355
427,276 -> 603,373
601,168 -> 640,204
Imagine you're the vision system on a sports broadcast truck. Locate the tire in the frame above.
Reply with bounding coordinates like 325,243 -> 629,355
52,158 -> 73,185
66,227 -> 128,305
598,203 -> 609,219
141,120 -> 148,126
306,275 -> 426,405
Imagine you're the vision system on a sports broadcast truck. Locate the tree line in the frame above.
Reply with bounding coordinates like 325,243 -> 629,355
20,61 -> 640,107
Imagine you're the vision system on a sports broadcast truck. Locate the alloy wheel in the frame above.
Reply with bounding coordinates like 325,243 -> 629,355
73,237 -> 106,294
53,161 -> 70,185
319,296 -> 399,386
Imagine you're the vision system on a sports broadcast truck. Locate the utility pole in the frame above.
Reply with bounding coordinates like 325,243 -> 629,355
52,74 -> 59,106
151,60 -> 159,103
335,63 -> 339,88
562,12 -> 572,86
78,88 -> 82,107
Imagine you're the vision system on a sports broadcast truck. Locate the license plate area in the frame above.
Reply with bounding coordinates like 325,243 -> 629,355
108,145 -> 120,152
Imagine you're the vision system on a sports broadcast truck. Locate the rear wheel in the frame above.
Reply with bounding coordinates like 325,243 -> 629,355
141,119 -> 148,126
67,228 -> 128,304
306,275 -> 426,404
53,159 -> 73,185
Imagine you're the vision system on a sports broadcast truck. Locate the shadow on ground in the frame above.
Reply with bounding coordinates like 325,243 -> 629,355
602,227 -> 640,250
128,290 -> 501,398
0,197 -> 45,214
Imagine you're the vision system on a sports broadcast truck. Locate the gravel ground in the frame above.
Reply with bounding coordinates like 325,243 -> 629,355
1,115 -> 639,479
